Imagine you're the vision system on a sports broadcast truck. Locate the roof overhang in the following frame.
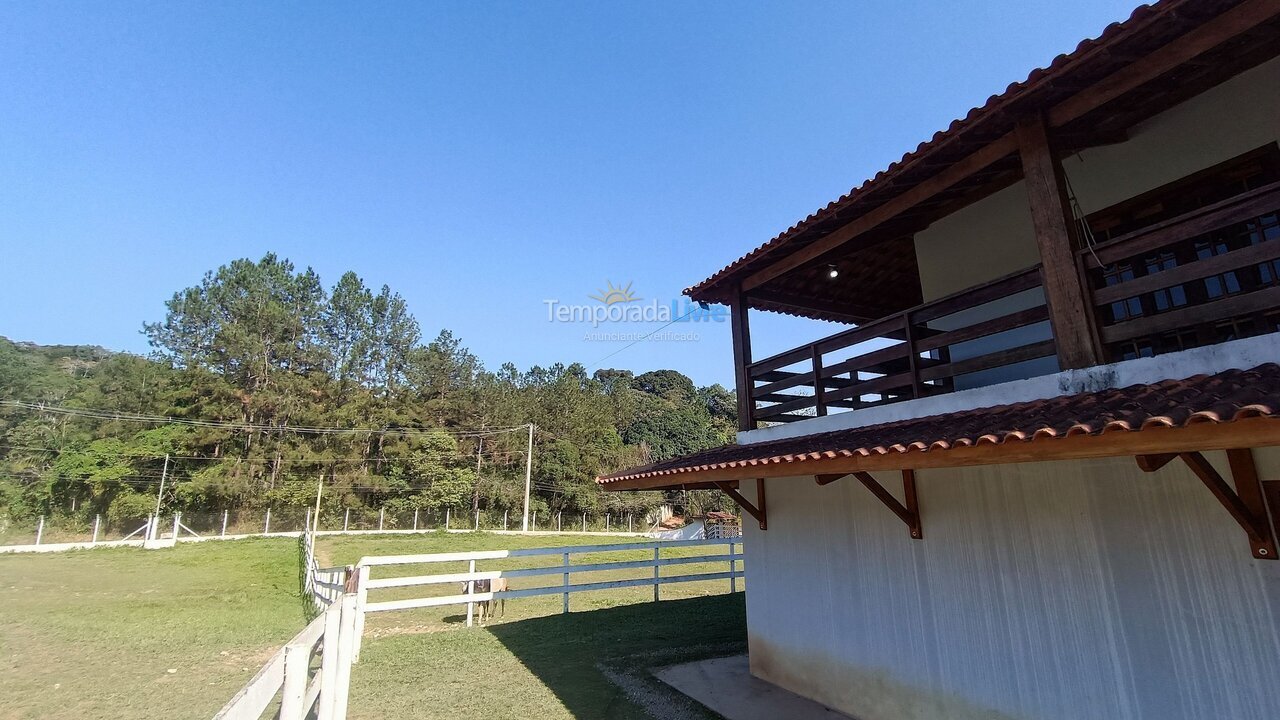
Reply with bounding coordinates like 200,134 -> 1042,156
687,0 -> 1280,323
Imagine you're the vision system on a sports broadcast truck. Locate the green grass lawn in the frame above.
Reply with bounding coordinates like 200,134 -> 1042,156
0,538 -> 306,720
348,593 -> 746,720
1,532 -> 747,720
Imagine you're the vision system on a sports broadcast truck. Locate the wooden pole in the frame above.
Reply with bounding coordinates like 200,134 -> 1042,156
729,287 -> 755,431
1015,113 -> 1102,369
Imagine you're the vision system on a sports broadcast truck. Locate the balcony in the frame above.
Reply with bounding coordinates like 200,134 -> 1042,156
742,181 -> 1280,430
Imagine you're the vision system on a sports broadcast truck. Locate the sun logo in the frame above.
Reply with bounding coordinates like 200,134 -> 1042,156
590,280 -> 640,305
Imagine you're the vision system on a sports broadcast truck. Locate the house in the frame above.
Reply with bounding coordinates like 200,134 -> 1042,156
598,1 -> 1280,718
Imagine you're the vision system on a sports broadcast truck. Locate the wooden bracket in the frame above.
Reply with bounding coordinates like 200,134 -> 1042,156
816,469 -> 922,540
1137,449 -> 1277,560
715,479 -> 767,530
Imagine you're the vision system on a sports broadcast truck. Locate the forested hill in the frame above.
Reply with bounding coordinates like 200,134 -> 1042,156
0,254 -> 736,526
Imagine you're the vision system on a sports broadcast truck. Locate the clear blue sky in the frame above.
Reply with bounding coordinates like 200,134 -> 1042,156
0,0 -> 1137,388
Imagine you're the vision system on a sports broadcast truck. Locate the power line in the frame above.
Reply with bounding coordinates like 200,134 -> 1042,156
583,305 -> 702,370
0,401 -> 528,438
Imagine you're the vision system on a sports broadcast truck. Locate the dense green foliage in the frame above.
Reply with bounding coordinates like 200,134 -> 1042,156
0,254 -> 736,525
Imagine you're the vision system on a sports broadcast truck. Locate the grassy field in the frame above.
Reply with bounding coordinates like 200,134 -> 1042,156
2,532 -> 746,720
0,538 -> 305,720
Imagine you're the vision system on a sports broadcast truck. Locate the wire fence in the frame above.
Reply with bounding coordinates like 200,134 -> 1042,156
1,506 -> 671,549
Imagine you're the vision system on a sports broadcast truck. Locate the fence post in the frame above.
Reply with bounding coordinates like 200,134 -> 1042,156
562,552 -> 571,614
582,513 -> 586,532
280,639 -> 309,720
465,559 -> 476,628
474,510 -> 479,531
557,512 -> 562,532
331,592 -> 358,719
264,508 -> 272,535
172,512 -> 180,540
35,516 -> 44,545
503,510 -> 508,531
629,514 -> 633,533
304,508 -> 311,539
729,541 -> 736,593
532,512 -> 537,532
343,508 -> 350,532
606,513 -> 610,532
378,508 -> 385,531
221,510 -> 228,538
352,565 -> 369,661
445,508 -> 450,530
318,602 -> 343,720
413,509 -> 419,531
653,544 -> 660,602
92,515 -> 100,544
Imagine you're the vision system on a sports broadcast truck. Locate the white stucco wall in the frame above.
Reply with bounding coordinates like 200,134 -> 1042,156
740,450 -> 1280,720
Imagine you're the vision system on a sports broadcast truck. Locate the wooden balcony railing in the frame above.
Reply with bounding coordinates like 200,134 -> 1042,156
745,266 -> 1055,426
1080,180 -> 1280,361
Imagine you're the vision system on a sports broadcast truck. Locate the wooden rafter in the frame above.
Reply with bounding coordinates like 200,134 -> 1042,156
815,470 -> 922,540
715,479 -> 767,531
1136,449 -> 1277,559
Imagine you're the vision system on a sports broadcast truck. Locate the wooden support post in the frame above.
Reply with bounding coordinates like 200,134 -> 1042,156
1016,113 -> 1102,370
280,640 -> 309,720
812,344 -> 827,417
730,286 -> 755,431
816,470 -> 923,539
318,602 -> 342,720
465,559 -> 476,627
715,480 -> 767,530
352,565 -> 369,660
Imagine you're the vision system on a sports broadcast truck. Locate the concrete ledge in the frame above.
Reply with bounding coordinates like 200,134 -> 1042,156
653,655 -> 852,720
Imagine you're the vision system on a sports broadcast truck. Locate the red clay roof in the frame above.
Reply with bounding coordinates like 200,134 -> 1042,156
685,0 -> 1236,303
598,363 -> 1280,486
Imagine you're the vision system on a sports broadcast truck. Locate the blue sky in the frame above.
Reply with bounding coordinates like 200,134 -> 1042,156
0,0 -> 1137,388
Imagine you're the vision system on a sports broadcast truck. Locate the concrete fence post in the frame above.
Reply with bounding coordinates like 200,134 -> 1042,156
474,510 -> 479,531
413,509 -> 419,531
606,513 -> 610,532
445,508 -> 450,530
503,510 -> 508,531
172,512 -> 180,540
343,508 -> 350,532
629,514 -> 633,533
377,508 -> 384,531
221,510 -> 228,538
582,513 -> 586,532
532,512 -> 537,532
653,545 -> 661,602
557,512 -> 562,532
35,516 -> 44,545
264,508 -> 272,535
92,514 -> 100,544
562,552 -> 571,614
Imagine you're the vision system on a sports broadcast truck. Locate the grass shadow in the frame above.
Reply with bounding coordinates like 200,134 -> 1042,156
485,594 -> 746,719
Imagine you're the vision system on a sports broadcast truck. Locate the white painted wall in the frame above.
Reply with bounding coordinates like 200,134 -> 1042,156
741,449 -> 1280,720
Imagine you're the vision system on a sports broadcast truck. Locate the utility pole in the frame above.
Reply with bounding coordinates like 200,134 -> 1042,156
312,472 -> 324,534
472,437 -> 482,521
152,453 -> 170,540
521,423 -> 534,532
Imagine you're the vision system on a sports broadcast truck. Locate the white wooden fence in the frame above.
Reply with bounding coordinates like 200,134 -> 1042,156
349,537 -> 744,657
213,534 -> 356,720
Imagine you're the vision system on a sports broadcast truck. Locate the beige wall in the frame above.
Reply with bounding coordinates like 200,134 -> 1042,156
741,448 -> 1280,720
912,55 -> 1280,303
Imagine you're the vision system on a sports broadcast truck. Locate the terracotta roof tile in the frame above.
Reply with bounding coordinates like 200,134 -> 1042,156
597,363 -> 1280,485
